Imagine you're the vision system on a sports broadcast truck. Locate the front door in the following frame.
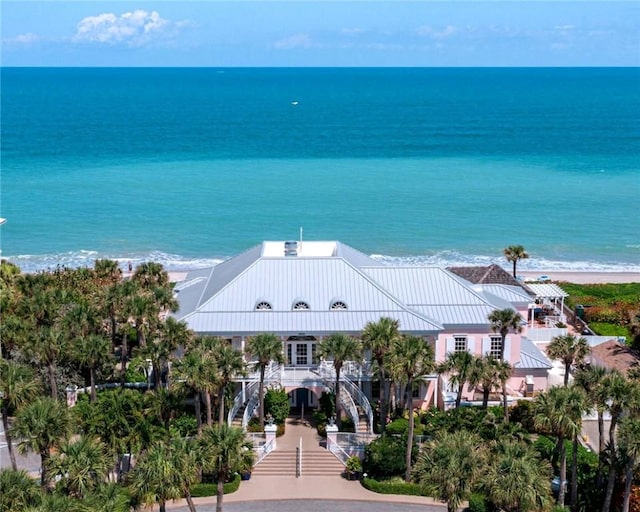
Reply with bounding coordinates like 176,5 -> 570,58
286,336 -> 317,366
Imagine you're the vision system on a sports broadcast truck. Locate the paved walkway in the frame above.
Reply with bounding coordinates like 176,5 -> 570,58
165,416 -> 446,511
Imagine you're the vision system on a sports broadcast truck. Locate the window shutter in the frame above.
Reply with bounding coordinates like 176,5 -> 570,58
503,337 -> 512,361
467,337 -> 475,354
482,337 -> 491,356
446,338 -> 455,354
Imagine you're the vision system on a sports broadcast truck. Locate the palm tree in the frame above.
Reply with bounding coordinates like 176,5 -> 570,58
74,334 -> 112,401
132,261 -> 170,290
0,468 -> 42,511
199,424 -> 255,512
488,308 -> 522,423
23,326 -> 68,399
11,396 -> 71,487
49,436 -> 111,499
94,258 -> 122,285
245,333 -> 284,426
127,438 -> 198,512
482,439 -> 553,512
414,430 -> 487,512
503,244 -> 529,278
547,334 -> 590,386
173,348 -> 219,430
618,414 -> 640,512
317,333 -> 361,429
438,350 -> 475,409
599,373 -> 638,512
0,360 -> 40,470
362,316 -> 400,434
534,386 -> 584,507
468,355 -> 511,409
82,482 -> 131,512
390,334 -> 435,482
574,365 -> 609,455
211,340 -> 246,426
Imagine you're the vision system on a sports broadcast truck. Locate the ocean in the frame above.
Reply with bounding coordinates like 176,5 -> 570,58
1,67 -> 639,273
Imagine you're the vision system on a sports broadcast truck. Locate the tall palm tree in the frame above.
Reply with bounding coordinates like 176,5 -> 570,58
23,326 -> 68,399
574,365 -> 609,455
534,386 -> 584,508
488,308 -> 522,423
132,261 -> 170,290
11,396 -> 71,487
74,334 -> 112,401
318,333 -> 361,429
94,258 -> 122,285
390,334 -> 435,482
438,350 -> 475,409
599,373 -> 638,512
199,424 -> 255,512
212,340 -> 246,426
245,333 -> 284,426
503,244 -> 529,278
127,438 -> 198,512
173,348 -> 219,429
362,316 -> 400,434
482,439 -> 553,512
414,430 -> 487,512
0,468 -> 42,511
49,436 -> 111,499
0,360 -> 40,470
618,414 -> 640,512
547,334 -> 590,386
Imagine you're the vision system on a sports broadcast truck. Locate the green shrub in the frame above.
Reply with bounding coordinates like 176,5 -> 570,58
169,414 -> 198,438
247,417 -> 262,432
319,391 -> 336,417
361,477 -> 425,496
125,365 -> 147,383
386,417 -> 409,435
264,388 -> 290,425
191,474 -> 241,497
589,322 -> 631,339
467,493 -> 491,512
340,417 -> 355,432
276,423 -> 285,437
533,435 -> 556,461
314,410 -> 328,437
363,434 -> 410,479
510,400 -> 536,432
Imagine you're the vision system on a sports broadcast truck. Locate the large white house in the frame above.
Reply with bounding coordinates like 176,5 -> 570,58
173,240 -> 553,432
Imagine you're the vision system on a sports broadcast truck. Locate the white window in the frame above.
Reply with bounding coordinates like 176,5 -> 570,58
454,336 -> 467,353
330,301 -> 348,310
293,301 -> 310,310
490,336 -> 503,359
256,301 -> 272,310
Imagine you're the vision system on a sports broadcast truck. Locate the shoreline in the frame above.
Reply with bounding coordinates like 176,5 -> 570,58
163,270 -> 640,285
517,270 -> 640,285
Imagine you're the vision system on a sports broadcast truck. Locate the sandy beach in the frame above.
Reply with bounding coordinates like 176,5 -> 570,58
518,270 -> 640,285
165,270 -> 640,285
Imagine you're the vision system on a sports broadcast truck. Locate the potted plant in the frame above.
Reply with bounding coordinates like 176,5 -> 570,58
345,455 -> 362,481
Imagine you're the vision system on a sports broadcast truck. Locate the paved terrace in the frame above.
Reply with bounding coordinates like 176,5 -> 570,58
166,417 -> 447,511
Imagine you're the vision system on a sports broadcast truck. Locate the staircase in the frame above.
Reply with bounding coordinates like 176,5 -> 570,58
252,448 -> 345,477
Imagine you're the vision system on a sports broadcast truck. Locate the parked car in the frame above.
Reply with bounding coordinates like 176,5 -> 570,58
538,275 -> 551,282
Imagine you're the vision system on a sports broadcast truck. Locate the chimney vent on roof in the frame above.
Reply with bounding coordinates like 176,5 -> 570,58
284,240 -> 298,257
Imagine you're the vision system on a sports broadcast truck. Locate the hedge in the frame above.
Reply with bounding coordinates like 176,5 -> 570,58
191,474 -> 241,497
361,477 -> 426,497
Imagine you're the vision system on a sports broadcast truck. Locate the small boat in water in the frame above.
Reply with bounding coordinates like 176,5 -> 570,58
291,101 -> 299,106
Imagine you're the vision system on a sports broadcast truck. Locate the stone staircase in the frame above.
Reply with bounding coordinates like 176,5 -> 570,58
252,448 -> 345,477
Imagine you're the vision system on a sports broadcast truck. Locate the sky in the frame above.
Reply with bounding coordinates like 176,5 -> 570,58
1,1 -> 639,67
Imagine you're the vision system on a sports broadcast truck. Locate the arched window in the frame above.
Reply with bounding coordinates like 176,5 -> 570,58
255,301 -> 272,310
293,301 -> 310,310
330,301 -> 348,310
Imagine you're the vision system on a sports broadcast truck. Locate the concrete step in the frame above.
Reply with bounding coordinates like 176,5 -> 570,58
252,449 -> 344,477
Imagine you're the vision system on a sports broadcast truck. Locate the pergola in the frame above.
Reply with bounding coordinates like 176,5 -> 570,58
525,283 -> 569,326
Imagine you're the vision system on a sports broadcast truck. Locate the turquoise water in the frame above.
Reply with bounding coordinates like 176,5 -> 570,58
1,68 -> 639,272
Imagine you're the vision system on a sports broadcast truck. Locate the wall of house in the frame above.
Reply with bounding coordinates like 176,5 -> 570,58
435,331 -> 523,365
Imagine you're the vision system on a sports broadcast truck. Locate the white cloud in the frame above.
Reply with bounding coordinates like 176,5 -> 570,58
273,33 -> 313,50
341,28 -> 365,35
73,10 -> 181,47
416,24 -> 458,39
4,33 -> 40,45
555,25 -> 575,31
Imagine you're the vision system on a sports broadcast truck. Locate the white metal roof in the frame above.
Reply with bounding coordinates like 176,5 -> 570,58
515,336 -> 553,369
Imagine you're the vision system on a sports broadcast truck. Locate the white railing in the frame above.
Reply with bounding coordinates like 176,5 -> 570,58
338,387 -> 360,431
327,439 -> 352,465
234,362 -> 281,428
247,432 -> 276,465
524,328 -> 568,343
342,377 -> 374,434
